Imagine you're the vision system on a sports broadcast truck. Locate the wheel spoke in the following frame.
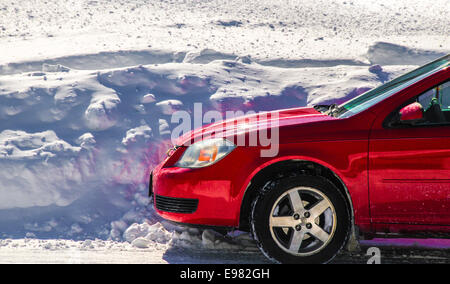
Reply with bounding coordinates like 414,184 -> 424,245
310,199 -> 330,218
270,216 -> 295,227
310,225 -> 330,243
288,190 -> 304,212
288,231 -> 305,252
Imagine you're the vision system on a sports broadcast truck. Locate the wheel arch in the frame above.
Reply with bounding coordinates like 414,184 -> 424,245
237,158 -> 355,233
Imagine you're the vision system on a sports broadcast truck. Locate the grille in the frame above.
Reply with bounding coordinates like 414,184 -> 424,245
155,195 -> 199,214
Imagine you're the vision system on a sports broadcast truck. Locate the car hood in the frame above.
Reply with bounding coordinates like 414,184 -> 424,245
175,106 -> 335,146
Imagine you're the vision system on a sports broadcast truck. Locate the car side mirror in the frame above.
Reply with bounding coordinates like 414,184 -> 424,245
399,102 -> 424,122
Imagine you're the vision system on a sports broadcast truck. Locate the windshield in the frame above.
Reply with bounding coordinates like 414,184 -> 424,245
335,55 -> 450,118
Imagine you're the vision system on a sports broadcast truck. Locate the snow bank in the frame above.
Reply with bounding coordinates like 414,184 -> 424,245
0,130 -> 84,209
123,221 -> 258,251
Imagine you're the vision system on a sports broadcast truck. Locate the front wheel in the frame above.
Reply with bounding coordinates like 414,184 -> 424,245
250,176 -> 351,264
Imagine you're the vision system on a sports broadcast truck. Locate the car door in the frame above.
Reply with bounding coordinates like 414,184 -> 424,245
369,81 -> 450,225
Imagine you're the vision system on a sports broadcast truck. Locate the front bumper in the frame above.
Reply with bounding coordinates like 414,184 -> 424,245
149,147 -> 253,228
152,166 -> 237,227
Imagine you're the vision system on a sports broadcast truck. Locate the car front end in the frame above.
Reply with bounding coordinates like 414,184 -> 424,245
150,139 -> 257,228
149,106 -> 339,228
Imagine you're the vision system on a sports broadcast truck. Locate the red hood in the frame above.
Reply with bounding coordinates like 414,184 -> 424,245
175,107 -> 335,146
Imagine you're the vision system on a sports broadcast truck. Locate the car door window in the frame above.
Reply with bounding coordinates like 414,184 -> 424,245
417,88 -> 436,109
439,81 -> 450,109
389,81 -> 450,127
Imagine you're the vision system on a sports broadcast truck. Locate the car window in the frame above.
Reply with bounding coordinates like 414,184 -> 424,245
405,81 -> 450,127
386,80 -> 450,128
417,88 -> 436,109
439,81 -> 450,109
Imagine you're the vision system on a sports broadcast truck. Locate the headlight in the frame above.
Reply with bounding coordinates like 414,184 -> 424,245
175,138 -> 236,168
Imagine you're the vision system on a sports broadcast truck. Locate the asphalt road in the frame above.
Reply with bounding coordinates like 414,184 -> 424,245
333,245 -> 450,264
0,239 -> 448,264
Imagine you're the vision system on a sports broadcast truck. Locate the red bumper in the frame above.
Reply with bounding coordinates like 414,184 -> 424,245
151,147 -> 248,227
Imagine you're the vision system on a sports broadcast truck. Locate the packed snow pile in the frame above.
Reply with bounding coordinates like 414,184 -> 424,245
122,222 -> 257,251
0,130 -> 84,209
0,0 -> 448,253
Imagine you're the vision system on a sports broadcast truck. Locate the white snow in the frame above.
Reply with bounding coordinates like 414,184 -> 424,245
0,0 -> 448,68
0,0 -> 448,263
141,93 -> 156,104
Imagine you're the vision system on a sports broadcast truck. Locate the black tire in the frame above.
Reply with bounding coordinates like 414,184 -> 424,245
250,175 -> 351,264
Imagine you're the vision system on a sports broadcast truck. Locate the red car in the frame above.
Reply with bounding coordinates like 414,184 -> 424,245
150,55 -> 450,263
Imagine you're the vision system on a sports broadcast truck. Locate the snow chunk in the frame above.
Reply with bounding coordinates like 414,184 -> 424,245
0,130 -> 80,159
76,133 -> 96,149
141,93 -> 156,104
201,229 -> 218,248
144,223 -> 172,244
125,222 -> 172,246
123,223 -> 152,243
54,86 -> 80,107
84,96 -> 120,130
131,237 -> 150,249
42,64 -> 70,73
159,119 -> 170,136
155,100 -> 183,115
122,125 -> 152,146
